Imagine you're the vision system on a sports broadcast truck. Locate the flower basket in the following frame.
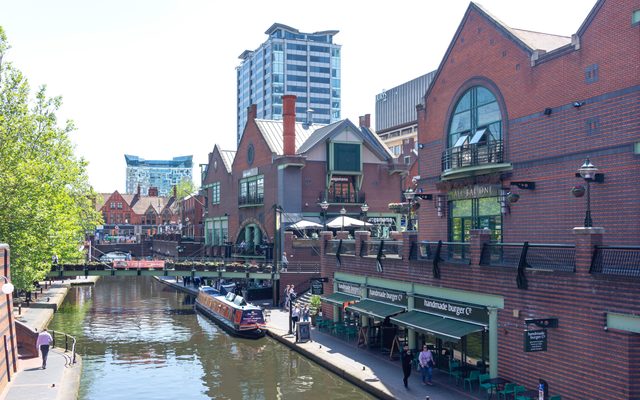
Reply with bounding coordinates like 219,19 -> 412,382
571,185 -> 586,197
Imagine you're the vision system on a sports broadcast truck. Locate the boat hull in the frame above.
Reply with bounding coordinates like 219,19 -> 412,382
195,298 -> 266,340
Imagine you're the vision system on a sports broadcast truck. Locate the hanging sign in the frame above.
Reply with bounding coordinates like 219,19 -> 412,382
524,329 -> 548,352
310,279 -> 324,295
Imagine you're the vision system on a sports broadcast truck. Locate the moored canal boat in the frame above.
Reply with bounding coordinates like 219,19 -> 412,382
195,286 -> 266,339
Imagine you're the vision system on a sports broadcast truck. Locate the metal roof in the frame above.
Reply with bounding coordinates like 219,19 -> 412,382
219,150 -> 236,174
254,120 -> 326,155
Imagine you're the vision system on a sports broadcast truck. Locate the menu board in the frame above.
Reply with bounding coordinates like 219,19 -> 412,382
524,329 -> 548,352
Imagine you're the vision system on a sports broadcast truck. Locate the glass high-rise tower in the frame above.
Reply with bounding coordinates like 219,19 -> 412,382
236,23 -> 341,144
125,155 -> 193,196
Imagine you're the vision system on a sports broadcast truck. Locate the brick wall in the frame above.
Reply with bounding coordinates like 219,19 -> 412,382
319,228 -> 640,399
0,244 -> 18,391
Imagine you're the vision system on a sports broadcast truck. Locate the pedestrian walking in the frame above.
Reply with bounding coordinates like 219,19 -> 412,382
302,305 -> 310,322
291,303 -> 301,331
283,285 -> 291,310
400,345 -> 413,388
281,252 -> 289,272
36,328 -> 53,369
419,344 -> 435,385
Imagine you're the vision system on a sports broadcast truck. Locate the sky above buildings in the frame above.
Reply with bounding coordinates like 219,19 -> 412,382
1,0 -> 596,193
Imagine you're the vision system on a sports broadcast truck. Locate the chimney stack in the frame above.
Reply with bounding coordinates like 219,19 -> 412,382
359,114 -> 371,128
247,104 -> 257,121
283,95 -> 297,155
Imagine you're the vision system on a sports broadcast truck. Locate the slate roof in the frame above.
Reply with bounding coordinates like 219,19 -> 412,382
219,150 -> 236,174
254,120 -> 325,155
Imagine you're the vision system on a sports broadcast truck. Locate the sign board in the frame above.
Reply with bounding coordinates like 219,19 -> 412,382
524,329 -> 548,352
297,322 -> 311,343
336,281 -> 361,296
448,184 -> 500,201
367,287 -> 407,306
310,279 -> 324,295
414,295 -> 488,325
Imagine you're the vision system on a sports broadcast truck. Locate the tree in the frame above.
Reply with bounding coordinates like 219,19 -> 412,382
0,28 -> 102,290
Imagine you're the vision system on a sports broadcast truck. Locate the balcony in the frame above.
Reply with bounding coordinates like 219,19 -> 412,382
441,142 -> 511,180
319,191 -> 366,204
238,194 -> 264,207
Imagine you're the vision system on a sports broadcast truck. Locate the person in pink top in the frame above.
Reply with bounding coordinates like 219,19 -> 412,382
36,328 -> 53,369
419,344 -> 435,385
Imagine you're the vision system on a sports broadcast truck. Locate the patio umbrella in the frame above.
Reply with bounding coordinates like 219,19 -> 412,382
287,219 -> 324,230
326,215 -> 373,229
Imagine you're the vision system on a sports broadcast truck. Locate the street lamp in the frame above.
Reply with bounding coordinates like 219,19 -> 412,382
404,188 -> 416,231
0,276 -> 14,295
360,202 -> 369,221
578,158 -> 598,227
340,207 -> 347,231
319,200 -> 329,231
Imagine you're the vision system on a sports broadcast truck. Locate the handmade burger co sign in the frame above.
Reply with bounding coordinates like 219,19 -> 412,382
367,287 -> 407,306
337,281 -> 361,297
414,295 -> 488,325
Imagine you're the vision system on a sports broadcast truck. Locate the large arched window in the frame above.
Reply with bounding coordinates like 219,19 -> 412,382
445,86 -> 503,170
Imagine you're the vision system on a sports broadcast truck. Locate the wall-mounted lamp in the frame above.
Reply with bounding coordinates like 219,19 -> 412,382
435,195 -> 445,218
0,276 -> 14,295
573,101 -> 585,108
543,108 -> 553,115
498,189 -> 519,215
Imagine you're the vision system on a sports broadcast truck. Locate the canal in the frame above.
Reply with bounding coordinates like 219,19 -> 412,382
49,276 -> 373,400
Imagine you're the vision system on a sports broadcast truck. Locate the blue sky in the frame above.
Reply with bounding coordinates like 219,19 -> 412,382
1,0 -> 596,193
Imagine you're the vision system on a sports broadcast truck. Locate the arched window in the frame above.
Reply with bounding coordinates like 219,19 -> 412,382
448,86 -> 502,150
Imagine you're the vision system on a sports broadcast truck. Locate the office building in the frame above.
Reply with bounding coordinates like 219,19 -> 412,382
125,155 -> 192,197
236,23 -> 341,143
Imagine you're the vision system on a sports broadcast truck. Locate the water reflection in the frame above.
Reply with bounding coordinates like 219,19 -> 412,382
49,277 -> 372,400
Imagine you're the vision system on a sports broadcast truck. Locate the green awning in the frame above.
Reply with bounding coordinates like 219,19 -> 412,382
390,311 -> 484,340
346,299 -> 405,320
321,292 -> 360,306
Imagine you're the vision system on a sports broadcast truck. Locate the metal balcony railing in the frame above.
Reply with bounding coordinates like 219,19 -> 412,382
480,243 -> 575,272
360,240 -> 402,258
319,191 -> 366,204
441,142 -> 504,171
238,194 -> 264,206
590,246 -> 640,277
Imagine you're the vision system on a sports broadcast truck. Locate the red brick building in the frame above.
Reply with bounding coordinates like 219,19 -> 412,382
0,244 -> 18,393
201,95 -> 407,262
319,1 -> 640,399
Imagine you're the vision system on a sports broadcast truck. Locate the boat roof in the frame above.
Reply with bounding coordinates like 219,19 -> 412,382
214,292 -> 262,311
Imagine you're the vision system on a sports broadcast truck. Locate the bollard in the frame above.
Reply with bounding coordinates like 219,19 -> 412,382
18,304 -> 21,315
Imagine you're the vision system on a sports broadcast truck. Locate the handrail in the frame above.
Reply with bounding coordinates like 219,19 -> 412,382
51,330 -> 77,364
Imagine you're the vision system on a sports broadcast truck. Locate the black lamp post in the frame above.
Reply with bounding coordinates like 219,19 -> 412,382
404,188 -> 415,231
320,200 -> 329,231
578,158 -> 598,227
360,202 -> 369,222
340,207 -> 347,231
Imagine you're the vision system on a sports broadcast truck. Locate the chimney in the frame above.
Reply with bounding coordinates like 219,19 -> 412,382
283,94 -> 297,155
148,187 -> 158,197
247,104 -> 257,121
173,185 -> 177,199
137,184 -> 141,196
359,114 -> 371,129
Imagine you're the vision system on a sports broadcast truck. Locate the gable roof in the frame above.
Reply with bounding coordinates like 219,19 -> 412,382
254,119 -> 326,155
296,119 -> 394,161
220,150 -> 236,174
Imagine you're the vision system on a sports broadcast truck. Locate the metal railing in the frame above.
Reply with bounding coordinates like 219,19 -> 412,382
480,243 -> 575,272
238,194 -> 264,206
325,239 -> 356,256
360,240 -> 402,258
590,246 -> 640,277
51,330 -> 77,364
441,142 -> 504,171
440,242 -> 471,264
319,191 -> 366,204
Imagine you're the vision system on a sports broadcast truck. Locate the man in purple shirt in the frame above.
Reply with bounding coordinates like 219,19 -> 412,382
36,329 -> 53,369
419,344 -> 435,385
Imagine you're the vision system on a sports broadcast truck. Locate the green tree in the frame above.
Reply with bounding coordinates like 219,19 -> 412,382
0,28 -> 102,290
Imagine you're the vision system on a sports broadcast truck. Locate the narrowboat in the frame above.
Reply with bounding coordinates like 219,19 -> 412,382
195,286 -> 267,339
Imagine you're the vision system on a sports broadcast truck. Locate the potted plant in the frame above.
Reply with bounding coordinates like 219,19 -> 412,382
309,295 -> 322,326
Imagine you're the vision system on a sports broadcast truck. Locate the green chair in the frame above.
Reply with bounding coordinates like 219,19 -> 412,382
512,385 -> 526,399
478,373 -> 495,399
448,360 -> 461,385
497,383 -> 516,400
333,323 -> 347,337
344,325 -> 358,341
463,370 -> 480,392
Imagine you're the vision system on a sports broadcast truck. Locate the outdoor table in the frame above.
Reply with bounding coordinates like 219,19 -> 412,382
486,377 -> 511,399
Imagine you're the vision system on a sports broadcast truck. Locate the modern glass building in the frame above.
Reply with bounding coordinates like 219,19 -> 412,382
236,23 -> 341,144
125,155 -> 193,196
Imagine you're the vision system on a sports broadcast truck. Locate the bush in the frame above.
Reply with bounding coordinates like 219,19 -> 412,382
309,295 -> 322,315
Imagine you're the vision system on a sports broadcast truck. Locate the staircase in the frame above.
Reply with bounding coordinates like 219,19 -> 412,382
296,290 -> 313,306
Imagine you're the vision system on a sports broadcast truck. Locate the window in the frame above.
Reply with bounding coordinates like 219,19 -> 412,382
444,86 -> 503,170
117,202 -> 123,209
211,182 -> 220,204
238,175 -> 264,206
331,143 -> 361,172
110,202 -> 115,209
404,156 -> 411,165
633,9 -> 640,25
585,64 -> 599,84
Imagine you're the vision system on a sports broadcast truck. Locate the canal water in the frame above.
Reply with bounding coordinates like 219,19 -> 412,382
49,276 -> 373,400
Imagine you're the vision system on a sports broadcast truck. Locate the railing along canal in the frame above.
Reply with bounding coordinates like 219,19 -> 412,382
51,330 -> 77,364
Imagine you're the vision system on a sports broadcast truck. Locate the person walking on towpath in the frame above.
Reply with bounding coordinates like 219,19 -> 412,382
400,344 -> 413,388
36,328 -> 53,369
419,344 -> 435,385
